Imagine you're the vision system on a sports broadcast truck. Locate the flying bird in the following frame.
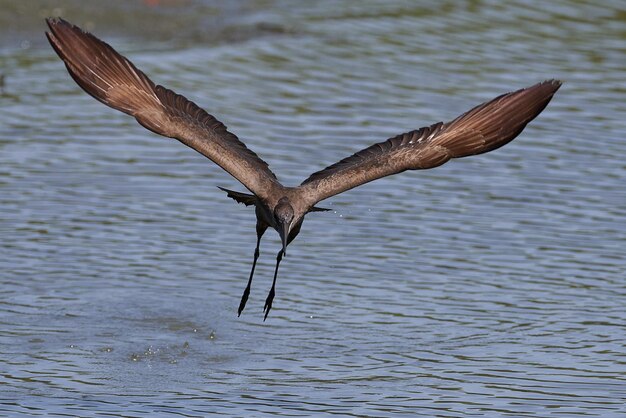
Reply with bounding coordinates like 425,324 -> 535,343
45,18 -> 561,320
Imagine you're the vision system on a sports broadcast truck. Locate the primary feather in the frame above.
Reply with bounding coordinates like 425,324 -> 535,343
299,80 -> 561,205
46,17 -> 279,199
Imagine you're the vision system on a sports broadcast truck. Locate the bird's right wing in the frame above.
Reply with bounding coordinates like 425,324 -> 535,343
299,80 -> 561,206
46,18 -> 280,199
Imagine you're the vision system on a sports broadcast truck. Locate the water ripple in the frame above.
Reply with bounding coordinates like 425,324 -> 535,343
1,0 -> 625,416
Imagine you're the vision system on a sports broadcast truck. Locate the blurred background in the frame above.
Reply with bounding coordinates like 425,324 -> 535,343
1,1 -> 625,416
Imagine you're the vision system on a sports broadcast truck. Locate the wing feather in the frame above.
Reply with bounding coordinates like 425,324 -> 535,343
46,18 -> 279,199
300,80 -> 561,205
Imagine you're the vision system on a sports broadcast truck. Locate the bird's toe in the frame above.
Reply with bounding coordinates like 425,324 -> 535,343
238,286 -> 251,317
263,290 -> 275,321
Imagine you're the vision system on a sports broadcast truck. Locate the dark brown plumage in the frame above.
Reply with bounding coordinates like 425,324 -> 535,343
46,18 -> 561,320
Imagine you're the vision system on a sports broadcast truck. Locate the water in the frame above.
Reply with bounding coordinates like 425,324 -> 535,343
1,0 -> 625,416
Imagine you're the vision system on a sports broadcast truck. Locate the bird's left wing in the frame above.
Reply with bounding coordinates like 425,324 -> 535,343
46,18 -> 280,200
298,80 -> 561,206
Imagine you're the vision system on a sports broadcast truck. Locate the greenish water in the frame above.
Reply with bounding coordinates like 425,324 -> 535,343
1,1 -> 625,416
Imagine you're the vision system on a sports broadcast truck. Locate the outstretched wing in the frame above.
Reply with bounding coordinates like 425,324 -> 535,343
299,80 -> 561,205
46,18 -> 279,199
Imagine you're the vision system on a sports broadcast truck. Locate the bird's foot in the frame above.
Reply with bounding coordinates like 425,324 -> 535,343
263,288 -> 275,321
238,285 -> 251,317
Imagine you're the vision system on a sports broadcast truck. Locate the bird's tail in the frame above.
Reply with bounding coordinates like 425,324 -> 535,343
217,187 -> 257,206
217,187 -> 331,212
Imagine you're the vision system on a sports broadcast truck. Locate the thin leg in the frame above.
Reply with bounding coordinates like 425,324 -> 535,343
238,225 -> 266,316
263,249 -> 283,321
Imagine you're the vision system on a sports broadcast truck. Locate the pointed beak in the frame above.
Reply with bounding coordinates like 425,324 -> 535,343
279,221 -> 289,256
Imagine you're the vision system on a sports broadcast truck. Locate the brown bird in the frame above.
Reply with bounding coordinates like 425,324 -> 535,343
45,18 -> 561,320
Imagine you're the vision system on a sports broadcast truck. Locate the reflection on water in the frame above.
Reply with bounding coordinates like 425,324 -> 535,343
1,0 -> 625,416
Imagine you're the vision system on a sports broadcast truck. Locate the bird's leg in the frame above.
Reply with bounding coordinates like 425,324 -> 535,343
238,224 -> 266,316
263,249 -> 283,321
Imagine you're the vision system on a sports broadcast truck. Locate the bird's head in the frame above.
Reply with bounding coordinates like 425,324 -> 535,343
274,198 -> 295,255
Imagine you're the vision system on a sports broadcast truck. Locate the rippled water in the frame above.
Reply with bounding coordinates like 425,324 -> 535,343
1,0 -> 625,416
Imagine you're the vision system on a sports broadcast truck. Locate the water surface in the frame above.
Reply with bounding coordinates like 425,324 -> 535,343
1,1 -> 625,416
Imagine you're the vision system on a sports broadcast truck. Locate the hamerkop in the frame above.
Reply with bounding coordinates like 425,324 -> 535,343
46,18 -> 561,320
